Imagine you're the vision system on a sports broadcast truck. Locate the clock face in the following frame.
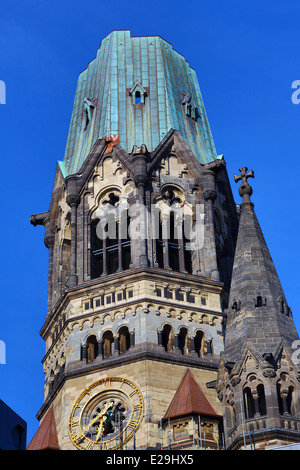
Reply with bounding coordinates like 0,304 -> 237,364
68,377 -> 144,450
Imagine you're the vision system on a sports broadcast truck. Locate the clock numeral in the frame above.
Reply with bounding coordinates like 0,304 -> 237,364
133,404 -> 141,412
102,379 -> 111,389
70,418 -> 80,428
85,440 -> 94,450
127,419 -> 138,429
129,389 -> 137,397
101,440 -> 109,450
74,434 -> 84,445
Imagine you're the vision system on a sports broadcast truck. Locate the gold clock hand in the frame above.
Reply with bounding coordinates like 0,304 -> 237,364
75,402 -> 113,442
95,416 -> 105,442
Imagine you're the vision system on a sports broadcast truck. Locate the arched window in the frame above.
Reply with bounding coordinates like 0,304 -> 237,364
277,382 -> 295,415
87,335 -> 98,363
194,330 -> 204,357
119,326 -> 131,354
244,383 -> 267,419
257,384 -> 267,416
161,324 -> 174,352
244,387 -> 255,419
102,331 -> 114,359
155,191 -> 193,274
177,327 -> 190,355
90,193 -> 130,278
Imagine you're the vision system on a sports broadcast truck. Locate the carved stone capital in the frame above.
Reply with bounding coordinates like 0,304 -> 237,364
203,189 -> 217,201
66,194 -> 80,207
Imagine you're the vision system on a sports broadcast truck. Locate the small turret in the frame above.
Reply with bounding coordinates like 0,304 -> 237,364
216,167 -> 300,450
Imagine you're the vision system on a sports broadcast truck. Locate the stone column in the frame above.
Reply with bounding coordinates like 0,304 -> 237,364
81,344 -> 88,363
161,214 -> 171,270
129,329 -> 135,349
117,219 -> 123,272
114,334 -> 120,356
66,194 -> 80,287
177,216 -> 187,273
202,170 -> 219,281
44,214 -> 55,316
97,339 -> 104,359
252,390 -> 261,418
132,145 -> 149,268
44,234 -> 55,315
157,329 -> 163,347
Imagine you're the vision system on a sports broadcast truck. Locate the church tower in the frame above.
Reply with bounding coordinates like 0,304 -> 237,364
29,31 -> 299,450
216,168 -> 300,450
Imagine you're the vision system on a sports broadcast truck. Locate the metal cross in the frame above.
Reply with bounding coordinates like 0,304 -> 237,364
234,167 -> 254,184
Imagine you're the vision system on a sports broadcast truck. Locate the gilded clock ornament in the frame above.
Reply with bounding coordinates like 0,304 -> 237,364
69,377 -> 144,450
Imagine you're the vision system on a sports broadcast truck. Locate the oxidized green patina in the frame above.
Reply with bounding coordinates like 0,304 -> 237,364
60,31 -> 219,177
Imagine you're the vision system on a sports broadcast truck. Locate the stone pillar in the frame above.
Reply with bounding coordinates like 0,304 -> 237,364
114,334 -> 120,356
157,330 -> 163,347
252,391 -> 261,418
206,337 -> 213,355
66,194 -> 80,287
44,233 -> 55,316
132,145 -> 149,268
117,219 -> 123,272
161,214 -> 171,270
98,339 -> 104,359
202,170 -> 219,281
99,217 -> 108,276
129,330 -> 135,349
43,214 -> 55,315
177,216 -> 187,273
81,344 -> 88,363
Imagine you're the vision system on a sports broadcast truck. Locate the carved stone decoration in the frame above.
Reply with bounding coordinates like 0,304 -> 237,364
262,368 -> 276,378
230,375 -> 241,387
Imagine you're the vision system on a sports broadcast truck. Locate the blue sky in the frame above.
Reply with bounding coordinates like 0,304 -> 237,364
0,0 -> 299,446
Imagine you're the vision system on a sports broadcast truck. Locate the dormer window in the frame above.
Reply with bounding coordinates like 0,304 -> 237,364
181,93 -> 198,120
135,91 -> 141,104
129,81 -> 147,105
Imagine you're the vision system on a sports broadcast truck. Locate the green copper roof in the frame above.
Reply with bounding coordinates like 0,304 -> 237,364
61,31 -> 218,176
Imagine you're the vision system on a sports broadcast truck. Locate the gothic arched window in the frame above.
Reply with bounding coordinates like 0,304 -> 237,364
119,326 -> 131,354
243,382 -> 267,419
177,327 -> 190,355
102,331 -> 114,359
195,330 -> 205,357
277,374 -> 296,415
243,387 -> 255,419
155,187 -> 193,274
161,324 -> 174,352
87,335 -> 98,363
90,192 -> 130,278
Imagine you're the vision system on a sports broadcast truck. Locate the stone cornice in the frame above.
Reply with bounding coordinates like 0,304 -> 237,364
39,267 -> 224,338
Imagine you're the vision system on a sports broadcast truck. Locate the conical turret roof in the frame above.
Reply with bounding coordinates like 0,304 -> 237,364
27,407 -> 59,450
163,369 -> 220,420
224,167 -> 299,364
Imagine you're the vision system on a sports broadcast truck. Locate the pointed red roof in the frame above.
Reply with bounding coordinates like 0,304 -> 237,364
163,369 -> 221,421
27,407 -> 59,450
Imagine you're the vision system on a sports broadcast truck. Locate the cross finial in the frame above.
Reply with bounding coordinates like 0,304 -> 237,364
234,167 -> 255,203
